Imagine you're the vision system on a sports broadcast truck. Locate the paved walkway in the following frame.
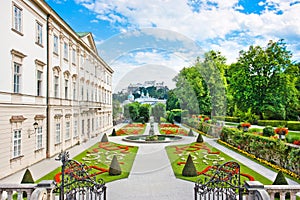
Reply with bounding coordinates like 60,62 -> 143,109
1,122 -> 299,200
106,123 -> 195,200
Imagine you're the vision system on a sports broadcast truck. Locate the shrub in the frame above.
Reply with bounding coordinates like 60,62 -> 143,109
109,155 -> 122,176
188,129 -> 194,137
263,126 -> 274,137
287,121 -> 300,131
196,134 -> 203,143
111,128 -> 116,136
272,171 -> 289,198
21,169 -> 34,183
182,154 -> 197,177
21,169 -> 34,198
257,120 -> 286,127
101,133 -> 108,142
225,116 -> 240,123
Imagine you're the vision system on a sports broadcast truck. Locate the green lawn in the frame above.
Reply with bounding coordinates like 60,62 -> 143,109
37,142 -> 138,183
166,142 -> 273,184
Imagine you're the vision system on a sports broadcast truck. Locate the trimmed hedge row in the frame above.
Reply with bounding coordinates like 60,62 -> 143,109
287,121 -> 300,131
225,116 -> 240,123
257,120 -> 286,127
220,127 -> 300,177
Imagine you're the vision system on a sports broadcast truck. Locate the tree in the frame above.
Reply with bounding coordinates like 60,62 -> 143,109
152,103 -> 166,122
139,104 -> 150,122
171,51 -> 228,116
166,90 -> 180,111
124,102 -> 140,121
228,39 -> 296,119
112,99 -> 122,123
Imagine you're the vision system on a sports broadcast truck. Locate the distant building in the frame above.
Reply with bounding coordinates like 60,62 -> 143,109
126,80 -> 165,94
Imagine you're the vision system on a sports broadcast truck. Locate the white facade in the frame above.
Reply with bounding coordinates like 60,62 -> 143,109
0,0 -> 113,180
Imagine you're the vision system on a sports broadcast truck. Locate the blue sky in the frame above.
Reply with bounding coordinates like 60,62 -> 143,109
46,0 -> 300,91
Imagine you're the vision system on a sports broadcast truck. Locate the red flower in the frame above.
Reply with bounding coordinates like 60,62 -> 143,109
274,127 -> 288,135
241,123 -> 251,128
293,140 -> 300,145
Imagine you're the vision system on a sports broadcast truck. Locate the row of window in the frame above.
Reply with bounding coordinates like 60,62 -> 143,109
13,61 -> 111,104
13,126 -> 42,158
13,4 -> 43,46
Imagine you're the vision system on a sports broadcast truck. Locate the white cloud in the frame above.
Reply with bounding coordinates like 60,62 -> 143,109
75,0 -> 300,66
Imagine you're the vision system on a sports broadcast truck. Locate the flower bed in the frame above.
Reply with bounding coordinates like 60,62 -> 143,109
159,123 -> 188,136
165,142 -> 265,183
37,142 -> 138,183
116,123 -> 146,136
220,127 -> 300,181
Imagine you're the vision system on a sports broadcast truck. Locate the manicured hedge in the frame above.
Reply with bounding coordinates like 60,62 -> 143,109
257,120 -> 287,127
287,121 -> 300,131
220,127 -> 300,178
225,116 -> 240,123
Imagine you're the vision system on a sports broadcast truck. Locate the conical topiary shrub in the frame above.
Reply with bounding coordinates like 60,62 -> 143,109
273,171 -> 289,198
111,128 -> 116,136
109,155 -> 122,176
196,134 -> 203,143
101,133 -> 108,142
273,171 -> 288,185
182,154 -> 197,177
21,169 -> 34,183
21,169 -> 34,197
188,129 -> 194,137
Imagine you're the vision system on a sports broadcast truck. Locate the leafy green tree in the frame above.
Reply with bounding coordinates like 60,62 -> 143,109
166,90 -> 180,111
139,104 -> 151,122
112,99 -> 122,122
228,40 -> 296,119
152,103 -> 166,122
128,102 -> 140,121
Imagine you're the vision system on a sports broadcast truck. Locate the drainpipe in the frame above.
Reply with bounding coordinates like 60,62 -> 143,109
46,14 -> 51,158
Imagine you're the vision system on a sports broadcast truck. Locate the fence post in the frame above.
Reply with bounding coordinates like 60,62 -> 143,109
245,181 -> 270,200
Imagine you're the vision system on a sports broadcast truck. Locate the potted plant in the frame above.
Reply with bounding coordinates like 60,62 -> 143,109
274,127 -> 288,140
241,122 -> 251,132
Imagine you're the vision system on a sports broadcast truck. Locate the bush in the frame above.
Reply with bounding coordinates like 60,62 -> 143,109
109,155 -> 122,176
196,134 -> 203,143
249,128 -> 260,133
287,121 -> 300,131
257,120 -> 287,127
182,154 -> 197,177
188,129 -> 194,137
263,126 -> 274,137
111,128 -> 116,136
21,169 -> 34,198
272,171 -> 289,198
225,116 -> 240,123
21,169 -> 34,183
101,133 -> 108,142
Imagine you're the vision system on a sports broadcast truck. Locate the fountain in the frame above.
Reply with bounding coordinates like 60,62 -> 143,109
122,118 -> 183,143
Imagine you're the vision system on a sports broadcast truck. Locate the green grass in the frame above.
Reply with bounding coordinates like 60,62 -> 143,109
37,142 -> 138,183
166,142 -> 272,184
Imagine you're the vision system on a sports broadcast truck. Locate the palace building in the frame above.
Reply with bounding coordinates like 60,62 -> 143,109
0,0 -> 113,179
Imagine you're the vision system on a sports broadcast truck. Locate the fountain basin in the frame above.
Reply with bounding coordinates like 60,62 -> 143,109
122,135 -> 183,143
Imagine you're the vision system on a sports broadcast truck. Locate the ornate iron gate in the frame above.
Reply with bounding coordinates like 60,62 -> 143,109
54,151 -> 107,200
194,161 -> 245,200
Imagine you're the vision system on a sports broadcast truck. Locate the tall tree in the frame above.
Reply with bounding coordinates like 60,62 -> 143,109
152,103 -> 166,122
228,39 -> 295,119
